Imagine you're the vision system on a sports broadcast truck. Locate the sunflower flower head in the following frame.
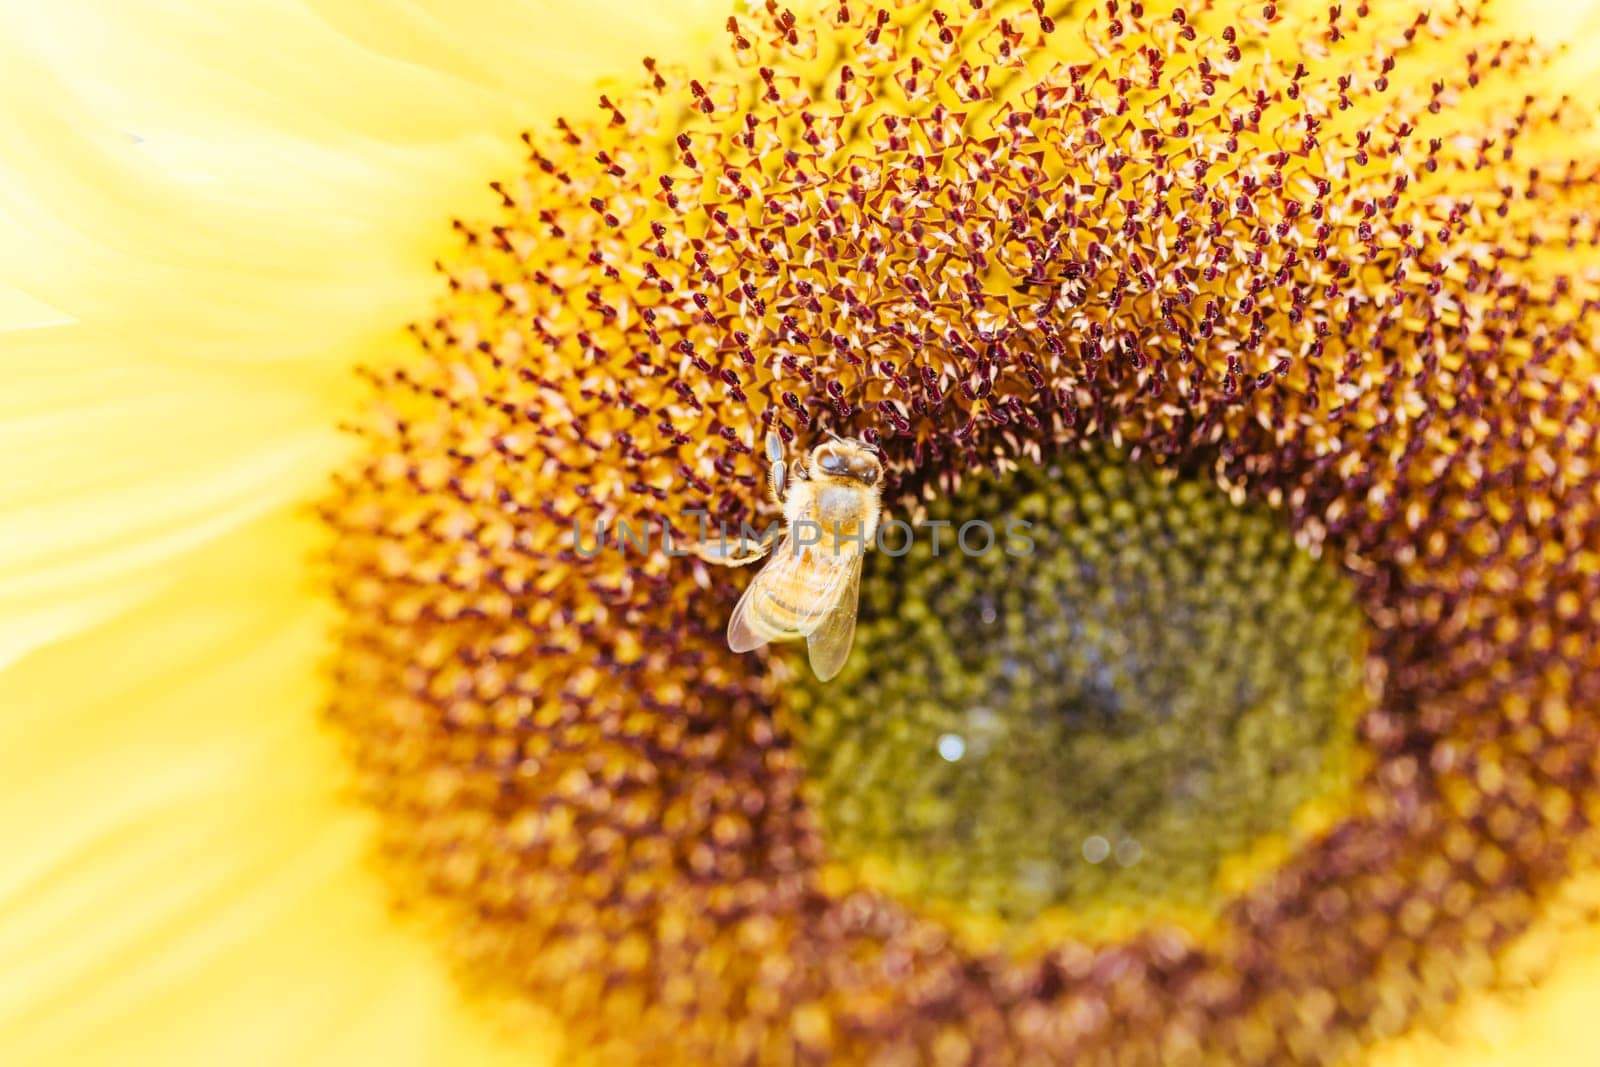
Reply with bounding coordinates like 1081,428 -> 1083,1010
323,0 -> 1600,1063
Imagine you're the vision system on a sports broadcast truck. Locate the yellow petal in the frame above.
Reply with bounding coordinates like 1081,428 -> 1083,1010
0,512 -> 546,1065
0,284 -> 71,332
0,0 -> 727,659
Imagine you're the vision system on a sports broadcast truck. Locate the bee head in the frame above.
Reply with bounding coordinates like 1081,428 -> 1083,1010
811,441 -> 882,486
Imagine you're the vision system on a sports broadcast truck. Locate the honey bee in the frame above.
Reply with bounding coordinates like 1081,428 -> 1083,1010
697,430 -> 883,680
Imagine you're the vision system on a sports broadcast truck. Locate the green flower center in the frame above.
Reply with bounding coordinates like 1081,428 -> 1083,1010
789,451 -> 1372,937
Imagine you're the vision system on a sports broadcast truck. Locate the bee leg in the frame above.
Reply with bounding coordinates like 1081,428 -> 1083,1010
768,458 -> 787,507
693,537 -> 772,567
765,430 -> 788,506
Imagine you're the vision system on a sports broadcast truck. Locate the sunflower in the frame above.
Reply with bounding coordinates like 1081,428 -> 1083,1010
6,0 -> 1600,1063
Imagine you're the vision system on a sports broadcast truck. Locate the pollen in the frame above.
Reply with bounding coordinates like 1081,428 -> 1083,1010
324,1 -> 1600,1063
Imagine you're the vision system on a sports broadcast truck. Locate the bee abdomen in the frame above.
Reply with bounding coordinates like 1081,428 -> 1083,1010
751,562 -> 842,636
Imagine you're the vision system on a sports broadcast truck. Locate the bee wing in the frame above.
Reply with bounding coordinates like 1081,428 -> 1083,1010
804,552 -> 863,682
727,531 -> 800,652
